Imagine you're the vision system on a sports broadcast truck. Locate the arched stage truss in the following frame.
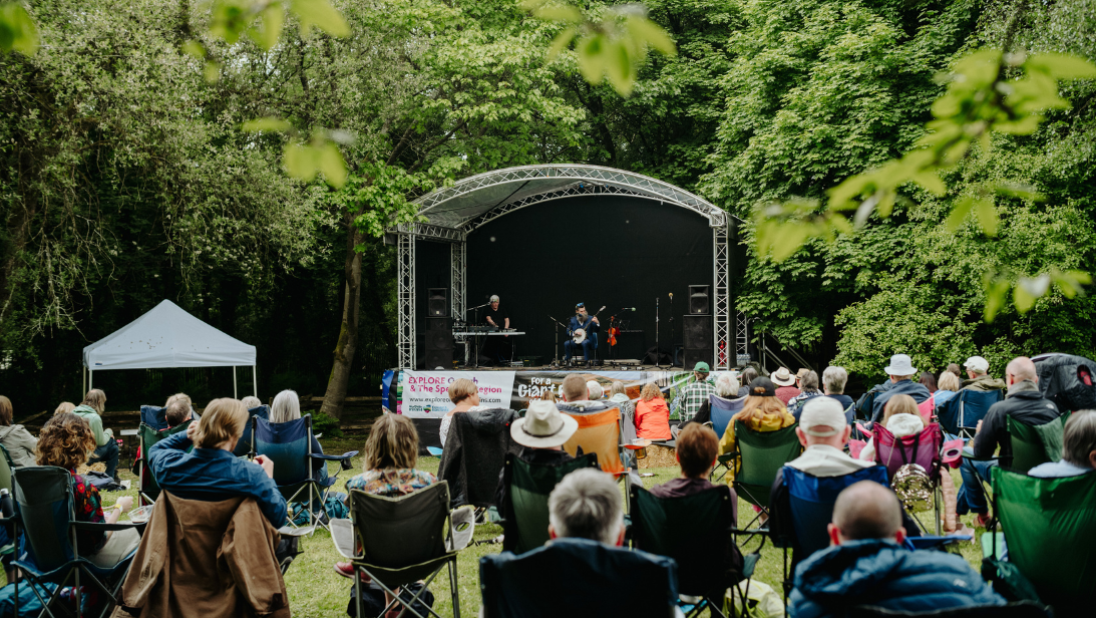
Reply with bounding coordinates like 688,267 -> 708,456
391,164 -> 751,371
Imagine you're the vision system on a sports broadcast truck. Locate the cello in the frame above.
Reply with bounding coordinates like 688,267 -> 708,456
606,315 -> 620,347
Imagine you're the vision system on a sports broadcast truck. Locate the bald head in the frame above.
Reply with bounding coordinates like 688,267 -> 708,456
1006,357 -> 1038,385
831,481 -> 904,544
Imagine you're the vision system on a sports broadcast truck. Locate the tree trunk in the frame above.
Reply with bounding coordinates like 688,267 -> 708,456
320,215 -> 364,420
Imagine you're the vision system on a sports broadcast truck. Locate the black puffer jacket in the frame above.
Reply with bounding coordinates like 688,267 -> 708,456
972,381 -> 1061,460
437,408 -> 520,508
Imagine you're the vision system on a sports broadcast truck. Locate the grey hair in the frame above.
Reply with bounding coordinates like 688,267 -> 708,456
822,366 -> 848,394
1063,410 -> 1096,468
609,382 -> 627,398
240,396 -> 261,409
548,469 -> 623,545
715,373 -> 740,398
801,370 -> 820,393
270,390 -> 301,424
586,381 -> 604,401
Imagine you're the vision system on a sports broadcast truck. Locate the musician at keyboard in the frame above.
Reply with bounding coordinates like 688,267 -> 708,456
483,294 -> 511,365
564,302 -> 600,368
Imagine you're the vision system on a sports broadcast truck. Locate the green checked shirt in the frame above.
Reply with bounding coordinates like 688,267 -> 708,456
677,378 -> 716,422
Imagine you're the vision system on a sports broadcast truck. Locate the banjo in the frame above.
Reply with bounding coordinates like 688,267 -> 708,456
571,306 -> 606,344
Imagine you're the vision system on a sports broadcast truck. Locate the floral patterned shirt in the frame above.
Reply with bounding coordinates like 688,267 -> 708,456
345,468 -> 437,498
70,471 -> 107,555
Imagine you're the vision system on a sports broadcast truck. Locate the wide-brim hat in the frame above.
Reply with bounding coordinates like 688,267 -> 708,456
511,400 -> 578,448
771,367 -> 795,386
884,354 -> 918,376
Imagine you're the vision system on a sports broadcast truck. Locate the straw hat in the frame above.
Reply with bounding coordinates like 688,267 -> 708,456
511,400 -> 578,448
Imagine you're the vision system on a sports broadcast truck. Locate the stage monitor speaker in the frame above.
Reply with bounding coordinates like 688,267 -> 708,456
427,288 -> 449,317
683,315 -> 713,369
689,285 -> 710,315
425,317 -> 453,368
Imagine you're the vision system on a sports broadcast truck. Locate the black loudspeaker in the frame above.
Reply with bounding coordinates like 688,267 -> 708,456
427,288 -> 449,317
689,285 -> 710,315
424,317 -> 453,369
683,315 -> 713,368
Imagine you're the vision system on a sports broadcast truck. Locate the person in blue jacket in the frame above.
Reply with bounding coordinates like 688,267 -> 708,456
149,397 -> 287,528
790,481 -> 1003,618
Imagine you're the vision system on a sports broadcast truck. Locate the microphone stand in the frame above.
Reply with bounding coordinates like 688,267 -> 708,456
669,293 -> 675,367
466,302 -> 490,368
548,315 -> 567,367
655,297 -> 661,369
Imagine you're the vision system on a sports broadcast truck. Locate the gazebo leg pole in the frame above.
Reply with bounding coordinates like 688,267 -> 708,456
252,365 -> 258,398
233,365 -> 238,399
82,366 -> 86,395
89,369 -> 93,390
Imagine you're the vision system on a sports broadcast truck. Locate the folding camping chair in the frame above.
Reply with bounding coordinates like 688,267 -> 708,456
987,467 -> 1096,618
1004,416 -> 1065,472
13,466 -> 144,618
707,395 -> 746,482
479,537 -> 680,618
872,422 -> 944,535
437,409 -> 519,509
136,422 -> 190,506
630,484 -> 759,618
723,422 -> 802,533
330,482 -> 473,618
562,408 -> 627,476
849,601 -> 1052,618
235,404 -> 270,458
138,404 -> 203,432
252,414 -> 357,532
936,390 -> 1003,440
500,452 -> 600,555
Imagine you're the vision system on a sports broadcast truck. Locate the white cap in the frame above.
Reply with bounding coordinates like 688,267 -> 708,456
964,356 -> 989,373
799,397 -> 847,437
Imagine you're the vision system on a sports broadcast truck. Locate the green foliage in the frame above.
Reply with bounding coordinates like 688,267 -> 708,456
308,410 -> 344,438
0,2 -> 36,54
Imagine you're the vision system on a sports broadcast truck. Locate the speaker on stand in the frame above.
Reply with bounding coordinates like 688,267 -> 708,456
424,317 -> 453,369
689,285 -> 710,315
683,314 -> 713,369
427,288 -> 449,317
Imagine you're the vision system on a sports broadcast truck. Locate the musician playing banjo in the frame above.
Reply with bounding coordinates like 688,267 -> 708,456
564,302 -> 600,367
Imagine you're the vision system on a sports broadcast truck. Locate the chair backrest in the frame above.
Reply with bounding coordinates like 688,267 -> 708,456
253,415 -> 314,488
849,601 -> 1052,618
479,537 -> 679,618
502,452 -> 600,555
438,409 -> 519,508
0,444 -> 15,493
629,484 -> 739,598
350,481 -> 451,587
994,467 -> 1096,616
1006,416 -> 1065,473
562,408 -> 625,475
733,421 -> 802,508
937,390 -> 1002,435
138,422 -> 190,502
140,405 -> 169,431
873,423 -> 943,479
13,466 -> 74,572
784,465 -> 890,563
619,401 -> 638,444
235,405 -> 270,457
854,390 -> 880,421
709,394 -> 746,440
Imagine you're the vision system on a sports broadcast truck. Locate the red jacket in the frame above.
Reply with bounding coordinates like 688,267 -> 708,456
636,398 -> 672,440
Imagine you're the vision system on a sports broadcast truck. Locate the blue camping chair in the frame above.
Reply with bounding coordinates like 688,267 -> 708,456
707,395 -> 746,482
235,405 -> 270,458
936,390 -> 1003,440
479,537 -> 680,618
139,404 -> 203,432
13,466 -> 144,618
252,414 -> 357,532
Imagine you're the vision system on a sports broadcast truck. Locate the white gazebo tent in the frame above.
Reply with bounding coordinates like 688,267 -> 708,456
82,299 -> 257,398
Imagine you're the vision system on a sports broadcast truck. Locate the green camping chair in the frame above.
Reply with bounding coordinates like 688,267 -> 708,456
723,421 -> 802,533
987,467 -> 1096,617
1005,416 -> 1065,473
137,422 -> 190,505
501,452 -> 600,555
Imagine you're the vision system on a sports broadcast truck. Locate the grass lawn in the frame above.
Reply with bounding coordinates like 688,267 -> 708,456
82,438 -> 988,617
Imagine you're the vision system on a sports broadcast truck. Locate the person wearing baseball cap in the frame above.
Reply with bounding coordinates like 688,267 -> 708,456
959,355 -> 1005,392
870,354 -> 932,423
676,361 -> 716,423
495,400 -> 579,516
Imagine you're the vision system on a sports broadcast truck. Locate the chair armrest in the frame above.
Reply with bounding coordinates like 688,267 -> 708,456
73,521 -> 147,535
310,450 -> 359,461
329,518 -> 357,559
742,552 -> 761,579
718,452 -> 737,464
448,506 -> 476,552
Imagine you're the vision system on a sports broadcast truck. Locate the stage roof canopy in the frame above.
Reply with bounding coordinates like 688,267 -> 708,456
83,299 -> 256,371
408,164 -> 733,239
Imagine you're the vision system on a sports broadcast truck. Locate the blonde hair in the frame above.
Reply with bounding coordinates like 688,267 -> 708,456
54,402 -> 76,416
271,390 -> 301,423
640,382 -> 663,402
609,382 -> 626,398
0,395 -> 12,426
81,389 -> 107,414
937,371 -> 961,391
882,394 -> 920,427
365,414 -> 419,470
193,398 -> 248,449
734,396 -> 789,425
165,392 -> 192,410
448,379 -> 478,404
37,413 -> 96,470
240,396 -> 262,409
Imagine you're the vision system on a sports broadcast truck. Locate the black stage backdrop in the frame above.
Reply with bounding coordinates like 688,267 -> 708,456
414,195 -> 714,365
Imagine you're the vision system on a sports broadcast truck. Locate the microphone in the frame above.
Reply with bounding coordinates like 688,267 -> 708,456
668,292 -> 673,299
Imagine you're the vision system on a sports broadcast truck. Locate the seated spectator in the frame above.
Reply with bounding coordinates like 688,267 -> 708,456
607,381 -> 629,405
37,413 -> 138,567
586,381 -> 604,401
920,371 -> 938,393
771,367 -> 801,404
336,413 -> 437,578
165,392 -> 201,421
163,396 -> 194,430
934,371 -> 961,408
959,356 -> 1063,527
859,395 -> 923,462
557,374 -> 612,414
440,378 -> 480,447
635,382 -> 671,441
1030,409 -> 1096,478
675,362 -> 715,423
736,367 -> 759,398
149,398 -> 287,528
54,401 -> 76,415
651,424 -> 735,515
822,366 -> 854,413
946,363 -> 963,379
790,481 -> 1003,618
788,370 -> 823,419
960,355 -> 1005,392
871,355 -> 932,422
717,377 -> 795,460
270,389 -> 329,483
689,372 -> 740,427
241,395 -> 262,410
72,389 -> 120,482
0,395 -> 37,467
496,400 -> 578,517
549,468 -> 624,547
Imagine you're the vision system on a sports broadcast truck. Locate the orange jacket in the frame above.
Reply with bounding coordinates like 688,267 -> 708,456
636,398 -> 672,440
